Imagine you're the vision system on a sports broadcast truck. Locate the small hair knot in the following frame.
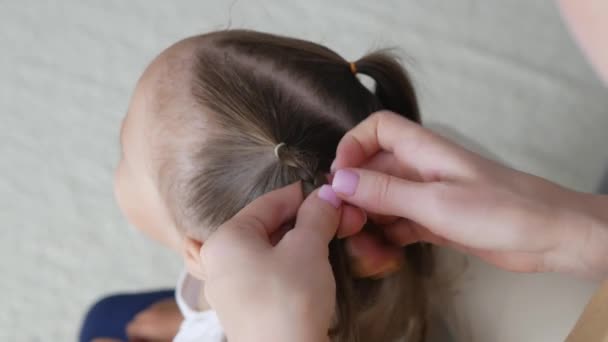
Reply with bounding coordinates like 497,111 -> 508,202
274,142 -> 286,159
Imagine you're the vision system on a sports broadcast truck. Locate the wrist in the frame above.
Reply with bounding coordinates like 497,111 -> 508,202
228,311 -> 329,342
584,194 -> 608,279
231,326 -> 328,342
556,192 -> 608,279
585,194 -> 608,227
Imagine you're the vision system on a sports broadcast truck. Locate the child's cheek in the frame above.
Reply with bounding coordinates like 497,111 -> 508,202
113,161 -> 131,217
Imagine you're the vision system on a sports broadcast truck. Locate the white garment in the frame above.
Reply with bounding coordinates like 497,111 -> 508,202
173,271 -> 225,342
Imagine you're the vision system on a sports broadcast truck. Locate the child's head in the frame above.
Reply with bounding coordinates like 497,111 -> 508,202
116,30 -> 432,341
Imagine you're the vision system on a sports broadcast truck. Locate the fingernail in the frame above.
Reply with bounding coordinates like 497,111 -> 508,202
359,208 -> 368,225
318,184 -> 342,208
332,169 -> 359,196
330,159 -> 337,173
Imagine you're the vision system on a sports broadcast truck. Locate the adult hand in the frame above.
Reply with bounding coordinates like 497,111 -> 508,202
331,111 -> 608,279
200,182 -> 362,342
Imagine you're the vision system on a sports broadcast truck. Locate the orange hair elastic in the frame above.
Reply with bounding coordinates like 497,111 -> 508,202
349,62 -> 357,74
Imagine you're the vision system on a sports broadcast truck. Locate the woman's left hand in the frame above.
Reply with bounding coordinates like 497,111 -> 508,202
199,182 -> 361,342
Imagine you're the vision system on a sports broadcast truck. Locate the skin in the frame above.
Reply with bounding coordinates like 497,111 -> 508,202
114,65 -> 178,253
114,37 -> 366,341
200,183 -> 343,342
332,111 -> 608,279
559,0 -> 608,84
116,36 -> 366,257
108,2 -> 608,338
336,0 -> 608,277
338,0 -> 608,277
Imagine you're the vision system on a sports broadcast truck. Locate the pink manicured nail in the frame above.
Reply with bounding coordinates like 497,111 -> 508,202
318,185 -> 342,208
332,169 -> 359,196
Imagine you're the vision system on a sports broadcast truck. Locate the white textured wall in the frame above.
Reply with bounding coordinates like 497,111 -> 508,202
1,1 -> 606,341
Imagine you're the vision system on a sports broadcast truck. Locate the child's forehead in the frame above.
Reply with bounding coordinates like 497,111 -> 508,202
137,47 -> 195,107
129,39 -> 203,123
125,38 -> 215,157
132,34 -> 223,124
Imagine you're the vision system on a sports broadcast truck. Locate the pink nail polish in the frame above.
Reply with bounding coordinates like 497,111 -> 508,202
318,185 -> 342,208
332,169 -> 359,196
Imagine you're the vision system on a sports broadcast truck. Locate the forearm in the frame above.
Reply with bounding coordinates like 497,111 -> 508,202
558,0 -> 608,85
582,194 -> 608,279
222,304 -> 331,342
230,331 -> 329,342
228,322 -> 330,342
560,192 -> 608,279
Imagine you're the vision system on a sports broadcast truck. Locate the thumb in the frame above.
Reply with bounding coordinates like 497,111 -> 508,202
331,168 -> 435,225
280,185 -> 342,252
202,182 -> 304,272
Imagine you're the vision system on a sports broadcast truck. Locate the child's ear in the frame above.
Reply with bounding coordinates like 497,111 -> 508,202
183,236 -> 205,280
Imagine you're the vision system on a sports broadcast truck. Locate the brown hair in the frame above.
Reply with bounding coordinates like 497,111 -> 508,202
160,30 -> 434,342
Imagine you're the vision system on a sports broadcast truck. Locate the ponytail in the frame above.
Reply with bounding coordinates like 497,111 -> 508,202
354,51 -> 421,123
355,52 -> 434,276
348,51 -> 436,342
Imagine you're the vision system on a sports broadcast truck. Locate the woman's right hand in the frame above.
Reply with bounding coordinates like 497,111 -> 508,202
331,111 -> 608,279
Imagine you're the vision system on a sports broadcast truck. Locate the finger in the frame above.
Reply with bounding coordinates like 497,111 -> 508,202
336,161 -> 400,230
382,220 -> 547,273
471,250 -> 545,273
336,204 -> 367,238
346,231 -> 403,278
383,219 -> 482,256
361,151 -> 422,181
360,152 -> 416,225
383,220 -> 449,246
381,219 -> 533,271
232,181 -> 304,236
268,223 -> 294,246
367,213 -> 399,225
332,168 -> 439,226
332,110 -> 470,179
203,182 -> 304,261
281,185 -> 342,251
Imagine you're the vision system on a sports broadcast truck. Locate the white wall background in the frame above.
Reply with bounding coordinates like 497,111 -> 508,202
1,1 -> 606,341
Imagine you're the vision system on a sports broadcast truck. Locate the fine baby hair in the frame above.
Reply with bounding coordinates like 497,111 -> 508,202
159,30 -> 435,341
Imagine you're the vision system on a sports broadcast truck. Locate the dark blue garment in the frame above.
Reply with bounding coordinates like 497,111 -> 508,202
79,289 -> 175,342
